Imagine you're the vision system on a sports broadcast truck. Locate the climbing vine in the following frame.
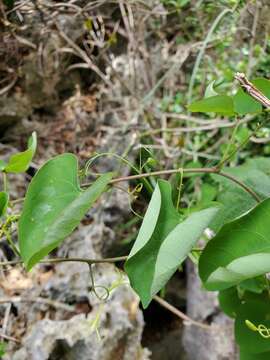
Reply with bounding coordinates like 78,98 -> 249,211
1,73 -> 270,359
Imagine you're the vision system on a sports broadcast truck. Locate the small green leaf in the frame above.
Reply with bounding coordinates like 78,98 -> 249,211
233,78 -> 270,115
125,180 -> 219,308
0,160 -> 6,171
0,342 -> 6,357
188,95 -> 234,115
205,80 -> 219,98
5,132 -> 37,173
199,198 -> 270,291
19,154 -> 112,270
0,192 -> 9,217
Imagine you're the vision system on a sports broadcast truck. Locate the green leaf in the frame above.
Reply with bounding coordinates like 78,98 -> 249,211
200,183 -> 217,205
235,297 -> 270,354
18,154 -> 112,270
188,95 -> 234,115
205,80 -> 219,98
199,198 -> 270,291
210,159 -> 270,231
0,160 -> 6,171
0,342 -> 5,357
239,277 -> 265,294
5,132 -> 37,173
253,78 -> 270,99
233,88 -> 262,115
125,180 -> 219,308
218,287 -> 241,318
219,277 -> 266,319
240,350 -> 270,360
233,78 -> 270,115
219,290 -> 270,358
0,192 -> 9,217
244,157 -> 270,175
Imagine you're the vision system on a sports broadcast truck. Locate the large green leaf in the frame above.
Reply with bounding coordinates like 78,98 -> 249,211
4,132 -> 37,173
233,78 -> 270,115
19,154 -> 112,270
125,180 -> 218,308
199,198 -> 270,291
188,95 -> 234,115
0,192 -> 9,217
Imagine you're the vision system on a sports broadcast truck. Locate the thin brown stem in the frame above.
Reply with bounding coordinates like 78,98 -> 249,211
110,167 -> 261,202
0,333 -> 20,343
0,256 -> 128,267
153,295 -> 213,330
217,171 -> 260,202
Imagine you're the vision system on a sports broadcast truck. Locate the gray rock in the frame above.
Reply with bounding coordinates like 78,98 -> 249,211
182,261 -> 238,360
11,286 -> 150,360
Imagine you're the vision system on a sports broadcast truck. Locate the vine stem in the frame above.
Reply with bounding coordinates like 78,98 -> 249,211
2,172 -> 8,192
153,295 -> 213,330
187,3 -> 239,105
0,256 -> 128,267
110,167 -> 261,203
0,167 -> 260,268
0,333 -> 20,343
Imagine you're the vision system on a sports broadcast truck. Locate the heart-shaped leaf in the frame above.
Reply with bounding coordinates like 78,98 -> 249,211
19,153 -> 112,270
0,192 -> 9,217
199,198 -> 270,291
188,95 -> 234,115
125,180 -> 219,308
5,132 -> 37,173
